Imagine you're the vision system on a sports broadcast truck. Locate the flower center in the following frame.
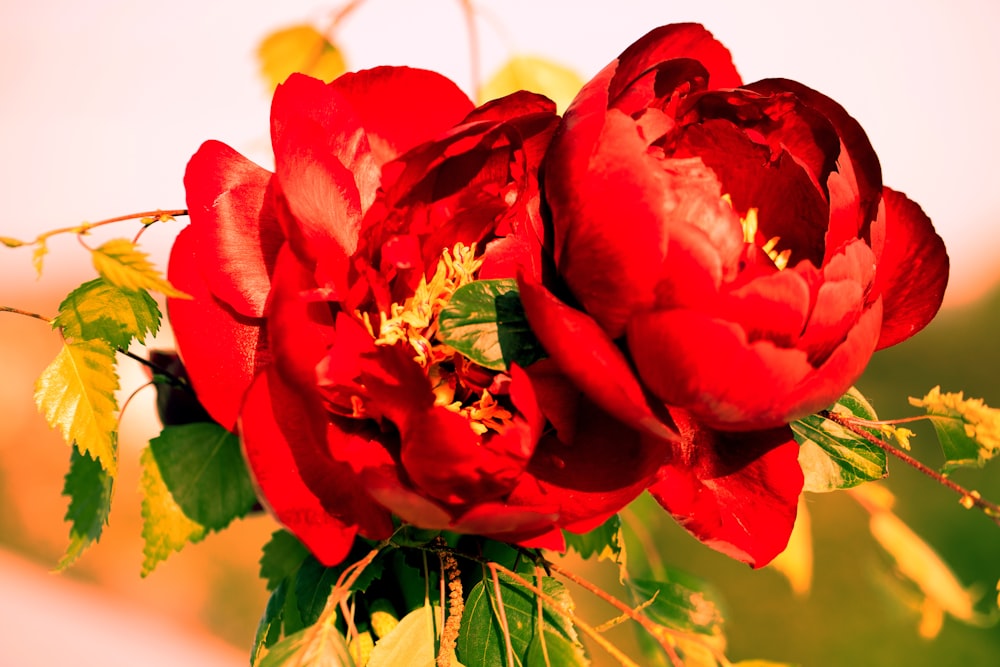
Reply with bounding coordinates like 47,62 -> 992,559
739,205 -> 791,271
359,242 -> 514,435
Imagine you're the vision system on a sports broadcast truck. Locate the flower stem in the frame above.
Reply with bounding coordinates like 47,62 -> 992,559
0,306 -> 52,323
821,410 -> 1000,523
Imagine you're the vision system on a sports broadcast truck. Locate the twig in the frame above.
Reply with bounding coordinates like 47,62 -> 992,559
0,306 -> 51,323
822,410 -> 1000,523
21,209 -> 187,247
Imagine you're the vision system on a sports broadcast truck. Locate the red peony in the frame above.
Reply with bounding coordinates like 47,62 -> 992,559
168,69 -> 672,565
521,24 -> 948,566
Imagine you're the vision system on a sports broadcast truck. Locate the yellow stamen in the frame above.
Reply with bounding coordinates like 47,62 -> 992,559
442,389 -> 514,435
369,242 -> 482,366
733,201 -> 790,271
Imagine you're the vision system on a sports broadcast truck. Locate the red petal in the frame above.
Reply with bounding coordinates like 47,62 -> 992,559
271,74 -> 367,264
517,278 -> 676,442
649,412 -> 802,568
331,66 -> 474,167
873,188 -> 949,349
240,369 -> 393,565
183,141 -> 282,318
627,309 -> 811,429
266,245 -> 338,394
167,226 -> 264,430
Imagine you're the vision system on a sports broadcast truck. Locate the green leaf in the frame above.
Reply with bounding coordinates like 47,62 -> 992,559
53,277 -> 161,348
149,422 -> 257,530
139,445 -> 208,576
526,630 -> 589,667
564,514 -> 622,562
457,573 -> 582,667
627,570 -> 725,638
57,448 -> 115,570
792,387 -> 887,492
255,620 -> 355,667
91,237 -> 191,299
367,604 -> 446,667
34,340 -> 119,475
32,240 -> 48,276
437,279 -> 547,371
909,386 -> 1000,471
261,530 -> 311,591
254,580 -> 291,661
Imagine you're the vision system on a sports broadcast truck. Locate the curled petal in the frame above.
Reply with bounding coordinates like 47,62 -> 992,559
649,412 -> 802,567
873,188 -> 948,349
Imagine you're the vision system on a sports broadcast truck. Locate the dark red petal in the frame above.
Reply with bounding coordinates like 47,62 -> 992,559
873,188 -> 949,349
607,23 -> 742,102
518,278 -> 677,442
182,140 -> 282,318
749,78 -> 884,244
331,66 -> 474,166
649,412 -> 802,568
240,369 -> 392,565
167,226 -> 264,430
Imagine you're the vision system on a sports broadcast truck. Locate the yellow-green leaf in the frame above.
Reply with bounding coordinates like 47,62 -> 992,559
480,55 -> 584,113
909,386 -> 1000,471
767,495 -> 813,597
57,448 -> 115,570
34,340 -> 119,475
91,238 -> 190,299
0,235 -> 25,247
54,277 -> 161,348
258,24 -> 347,91
32,240 -> 48,276
139,445 -> 207,576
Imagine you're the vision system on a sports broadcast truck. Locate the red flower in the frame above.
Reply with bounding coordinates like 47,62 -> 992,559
168,69 -> 669,565
522,24 -> 948,566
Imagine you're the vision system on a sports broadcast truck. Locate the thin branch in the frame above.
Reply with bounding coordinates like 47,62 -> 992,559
33,209 -> 187,245
0,306 -> 52,323
822,410 -> 1000,523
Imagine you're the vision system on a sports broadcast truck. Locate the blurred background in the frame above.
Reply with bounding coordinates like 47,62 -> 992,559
1,0 -> 998,665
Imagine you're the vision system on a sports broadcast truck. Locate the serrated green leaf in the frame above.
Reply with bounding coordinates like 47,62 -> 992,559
149,422 -> 257,530
627,570 -> 725,638
139,445 -> 207,576
91,237 -> 190,299
293,550 -> 386,629
57,448 -> 115,570
261,530 -> 311,591
437,279 -> 547,371
792,387 -> 886,492
254,580 -> 291,661
35,340 -> 119,475
909,386 -> 1000,471
367,604 -> 447,667
54,277 -> 161,348
564,514 -> 622,562
457,573 -> 582,667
